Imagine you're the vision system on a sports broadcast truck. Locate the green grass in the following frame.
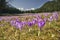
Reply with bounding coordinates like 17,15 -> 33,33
0,13 -> 60,40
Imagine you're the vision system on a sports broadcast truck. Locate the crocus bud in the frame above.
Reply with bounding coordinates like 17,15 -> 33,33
48,16 -> 53,22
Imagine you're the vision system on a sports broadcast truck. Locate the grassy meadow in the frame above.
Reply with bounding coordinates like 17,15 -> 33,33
0,12 -> 60,40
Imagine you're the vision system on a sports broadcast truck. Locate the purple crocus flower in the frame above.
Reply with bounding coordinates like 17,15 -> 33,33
44,18 -> 47,22
27,18 -> 38,27
10,20 -> 16,26
27,21 -> 33,27
52,12 -> 58,20
10,20 -> 23,30
48,16 -> 53,22
38,19 -> 45,30
21,21 -> 27,27
15,21 -> 23,30
0,17 -> 3,21
32,19 -> 37,24
38,21 -> 45,28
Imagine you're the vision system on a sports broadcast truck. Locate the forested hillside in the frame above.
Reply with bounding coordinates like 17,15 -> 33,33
0,0 -> 22,14
34,0 -> 60,12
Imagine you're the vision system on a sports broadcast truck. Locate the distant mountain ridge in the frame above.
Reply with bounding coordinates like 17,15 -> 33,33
34,0 -> 60,12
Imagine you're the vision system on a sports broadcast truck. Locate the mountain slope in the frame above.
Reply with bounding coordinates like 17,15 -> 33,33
35,0 -> 60,12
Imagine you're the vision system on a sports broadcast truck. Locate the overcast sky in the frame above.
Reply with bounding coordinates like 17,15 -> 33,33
9,0 -> 53,10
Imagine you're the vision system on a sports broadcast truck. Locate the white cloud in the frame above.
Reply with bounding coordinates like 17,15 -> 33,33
25,8 -> 35,11
18,8 -> 35,11
18,8 -> 24,10
31,8 -> 35,10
